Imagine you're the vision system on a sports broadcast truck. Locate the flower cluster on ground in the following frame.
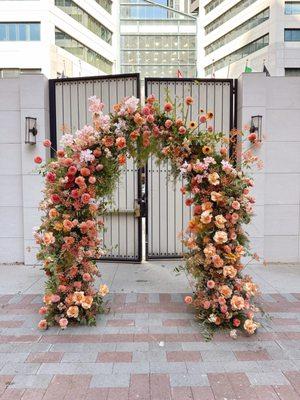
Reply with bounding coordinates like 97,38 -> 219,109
35,94 -> 261,336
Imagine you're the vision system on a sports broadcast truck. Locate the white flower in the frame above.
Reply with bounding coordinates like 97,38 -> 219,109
119,96 -> 139,114
80,149 -> 95,163
230,329 -> 237,339
88,95 -> 104,113
204,156 -> 216,165
60,133 -> 74,148
221,160 -> 234,174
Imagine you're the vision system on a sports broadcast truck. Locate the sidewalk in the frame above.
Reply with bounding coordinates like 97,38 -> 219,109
0,262 -> 300,399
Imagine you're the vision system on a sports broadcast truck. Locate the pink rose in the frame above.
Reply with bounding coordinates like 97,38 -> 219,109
207,280 -> 215,289
231,201 -> 240,210
165,119 -> 173,129
38,319 -> 48,330
43,139 -> 52,148
59,318 -> 68,330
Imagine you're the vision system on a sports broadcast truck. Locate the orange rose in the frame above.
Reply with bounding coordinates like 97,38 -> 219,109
219,285 -> 232,299
116,137 -> 126,149
67,305 -> 79,318
118,154 -> 126,165
230,295 -> 245,310
73,291 -> 85,305
223,265 -> 237,278
244,319 -> 259,334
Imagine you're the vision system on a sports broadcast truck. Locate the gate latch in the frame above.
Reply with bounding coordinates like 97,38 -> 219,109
134,199 -> 141,218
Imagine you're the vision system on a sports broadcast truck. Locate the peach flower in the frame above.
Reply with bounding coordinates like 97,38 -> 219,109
63,219 -> 73,231
67,306 -> 79,318
212,254 -> 224,268
208,172 -> 220,186
204,244 -> 216,258
223,265 -> 237,279
49,208 -> 59,218
211,191 -> 223,202
184,296 -> 193,304
43,232 -> 55,246
82,295 -> 93,310
213,231 -> 228,244
73,291 -> 85,305
202,202 -> 213,211
244,319 -> 259,334
230,295 -> 245,310
99,284 -> 109,297
219,285 -> 232,299
200,211 -> 212,224
215,215 -> 226,229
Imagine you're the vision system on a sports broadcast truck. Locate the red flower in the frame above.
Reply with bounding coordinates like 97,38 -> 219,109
34,156 -> 42,164
51,194 -> 60,203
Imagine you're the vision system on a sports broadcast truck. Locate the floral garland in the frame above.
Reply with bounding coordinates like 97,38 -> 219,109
35,94 -> 261,337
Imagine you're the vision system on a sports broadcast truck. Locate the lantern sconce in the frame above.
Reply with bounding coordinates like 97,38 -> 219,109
249,115 -> 262,142
25,117 -> 38,145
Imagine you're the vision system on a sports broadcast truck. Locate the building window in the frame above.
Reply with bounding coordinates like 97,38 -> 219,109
205,8 -> 269,55
285,2 -> 300,14
205,34 -> 269,75
204,0 -> 258,34
205,0 -> 225,14
285,67 -> 300,75
93,0 -> 112,13
55,28 -> 113,73
0,22 -> 40,41
0,68 -> 41,78
284,28 -> 300,41
55,0 -> 112,45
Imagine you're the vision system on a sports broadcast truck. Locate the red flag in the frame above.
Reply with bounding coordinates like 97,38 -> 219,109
177,69 -> 183,78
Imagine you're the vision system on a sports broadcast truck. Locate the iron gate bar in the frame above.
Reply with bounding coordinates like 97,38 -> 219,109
144,77 -> 236,260
49,73 -> 143,262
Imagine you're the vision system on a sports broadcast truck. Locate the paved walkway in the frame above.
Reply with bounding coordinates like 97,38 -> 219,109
0,262 -> 300,399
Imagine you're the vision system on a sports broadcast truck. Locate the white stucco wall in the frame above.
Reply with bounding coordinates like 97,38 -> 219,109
238,72 -> 300,263
0,74 -> 48,264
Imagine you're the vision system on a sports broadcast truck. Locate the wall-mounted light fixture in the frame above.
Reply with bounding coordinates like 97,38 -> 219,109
249,115 -> 262,141
25,117 -> 38,145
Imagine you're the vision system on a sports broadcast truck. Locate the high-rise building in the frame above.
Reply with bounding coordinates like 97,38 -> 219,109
120,0 -> 197,80
0,0 -> 117,78
193,0 -> 300,77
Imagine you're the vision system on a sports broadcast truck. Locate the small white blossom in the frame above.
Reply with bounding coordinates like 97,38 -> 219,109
80,149 -> 95,163
60,133 -> 74,147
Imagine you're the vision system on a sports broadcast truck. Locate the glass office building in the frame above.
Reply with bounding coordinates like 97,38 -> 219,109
120,0 -> 197,79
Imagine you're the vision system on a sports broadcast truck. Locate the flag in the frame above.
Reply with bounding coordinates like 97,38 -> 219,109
244,60 -> 252,73
177,69 -> 183,78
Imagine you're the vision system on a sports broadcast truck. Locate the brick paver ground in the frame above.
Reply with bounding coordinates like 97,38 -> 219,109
0,292 -> 300,399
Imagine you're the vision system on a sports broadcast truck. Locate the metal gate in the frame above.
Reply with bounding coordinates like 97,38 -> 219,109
49,73 -> 143,261
145,78 -> 236,259
49,74 -> 236,261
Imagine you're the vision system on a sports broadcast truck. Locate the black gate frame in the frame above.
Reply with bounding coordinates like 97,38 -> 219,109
144,77 -> 238,260
49,73 -> 144,262
48,74 -> 237,262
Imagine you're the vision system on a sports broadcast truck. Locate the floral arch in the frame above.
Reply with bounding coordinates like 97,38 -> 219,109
35,94 -> 261,337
